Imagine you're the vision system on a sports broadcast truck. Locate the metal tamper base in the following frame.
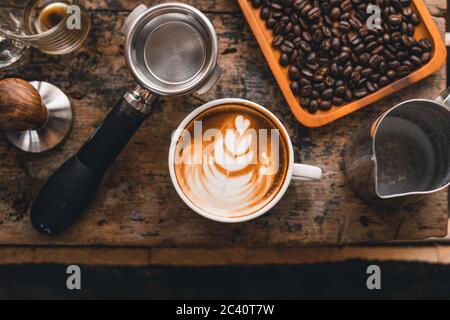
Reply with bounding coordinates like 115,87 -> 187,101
5,81 -> 72,153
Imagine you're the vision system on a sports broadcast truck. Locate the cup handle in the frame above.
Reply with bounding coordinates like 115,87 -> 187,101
292,163 -> 322,181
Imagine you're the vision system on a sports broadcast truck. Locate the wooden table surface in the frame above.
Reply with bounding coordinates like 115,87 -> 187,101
0,0 -> 448,249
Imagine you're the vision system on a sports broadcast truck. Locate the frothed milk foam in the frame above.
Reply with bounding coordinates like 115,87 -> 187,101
174,104 -> 289,218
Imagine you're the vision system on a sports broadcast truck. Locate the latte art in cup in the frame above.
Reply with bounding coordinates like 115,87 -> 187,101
173,104 -> 289,218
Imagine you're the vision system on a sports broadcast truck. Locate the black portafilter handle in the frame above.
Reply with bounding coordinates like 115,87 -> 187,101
30,93 -> 155,235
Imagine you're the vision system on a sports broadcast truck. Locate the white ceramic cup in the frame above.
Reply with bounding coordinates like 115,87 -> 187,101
168,98 -> 323,223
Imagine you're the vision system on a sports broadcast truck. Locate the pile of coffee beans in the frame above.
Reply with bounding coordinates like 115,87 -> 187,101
250,0 -> 434,114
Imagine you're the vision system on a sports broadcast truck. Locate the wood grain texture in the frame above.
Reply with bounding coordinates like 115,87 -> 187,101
3,245 -> 450,266
0,78 -> 47,132
0,0 -> 447,248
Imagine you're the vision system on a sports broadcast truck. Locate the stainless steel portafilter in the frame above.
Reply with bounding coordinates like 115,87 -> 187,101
30,3 -> 221,235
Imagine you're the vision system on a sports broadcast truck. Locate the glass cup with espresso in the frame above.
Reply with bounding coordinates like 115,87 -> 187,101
0,0 -> 90,68
169,98 -> 323,222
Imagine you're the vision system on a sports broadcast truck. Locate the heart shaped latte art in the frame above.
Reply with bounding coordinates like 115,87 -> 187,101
175,106 -> 286,218
235,115 -> 251,135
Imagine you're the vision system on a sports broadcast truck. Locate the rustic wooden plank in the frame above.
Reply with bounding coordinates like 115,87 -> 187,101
2,245 -> 450,266
0,0 -> 447,247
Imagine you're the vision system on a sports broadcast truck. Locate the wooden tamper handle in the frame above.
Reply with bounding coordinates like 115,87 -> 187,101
0,78 -> 48,132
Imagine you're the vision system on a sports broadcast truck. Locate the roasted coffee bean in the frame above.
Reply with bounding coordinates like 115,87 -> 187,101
308,100 -> 319,113
321,0 -> 332,13
367,81 -> 378,93
313,29 -> 324,43
369,55 -> 383,68
251,0 -> 262,8
310,90 -> 319,99
372,46 -> 384,55
409,55 -> 422,67
300,97 -> 311,109
280,41 -> 294,53
397,51 -> 409,61
325,76 -> 335,87
379,76 -> 390,86
306,52 -> 317,63
313,83 -> 326,91
353,43 -> 365,54
332,97 -> 344,106
256,0 -> 433,114
260,7 -> 270,20
331,37 -> 341,51
365,41 -> 378,52
293,0 -> 308,11
293,24 -> 302,35
388,14 -> 403,26
402,35 -> 416,47
270,3 -> 282,11
344,89 -> 353,101
272,35 -> 284,47
299,78 -> 311,87
313,74 -> 324,83
384,50 -> 396,60
321,88 -> 334,100
402,7 -> 413,17
306,63 -> 319,71
300,4 -> 312,16
307,7 -> 321,20
280,53 -> 290,66
349,17 -> 363,30
318,57 -> 330,66
302,31 -> 313,42
319,100 -> 332,111
299,40 -> 312,52
349,34 -> 362,46
410,12 -> 420,25
386,70 -> 396,79
300,84 -> 313,97
339,21 -> 351,32
343,65 -> 353,78
289,65 -> 301,80
330,7 -> 341,20
368,72 -> 380,82
361,67 -> 373,77
410,46 -> 423,56
316,66 -> 330,77
421,52 -> 431,64
354,89 -> 368,98
418,38 -> 433,51
396,65 -> 410,77
339,52 -> 350,64
330,63 -> 339,77
359,53 -> 371,65
321,38 -> 331,50
291,81 -> 300,95
388,60 -> 401,69
341,12 -> 350,20
335,86 -> 346,97
340,0 -> 353,12
301,68 -> 314,79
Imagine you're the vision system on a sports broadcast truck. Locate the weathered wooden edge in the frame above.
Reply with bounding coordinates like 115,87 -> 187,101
1,244 -> 450,266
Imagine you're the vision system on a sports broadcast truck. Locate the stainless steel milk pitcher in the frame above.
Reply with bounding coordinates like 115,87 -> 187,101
344,89 -> 450,207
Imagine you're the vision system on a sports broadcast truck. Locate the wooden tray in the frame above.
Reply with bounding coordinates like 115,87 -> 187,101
238,0 -> 447,127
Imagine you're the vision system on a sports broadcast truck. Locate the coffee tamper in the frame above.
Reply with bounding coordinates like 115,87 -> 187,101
0,78 -> 72,153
